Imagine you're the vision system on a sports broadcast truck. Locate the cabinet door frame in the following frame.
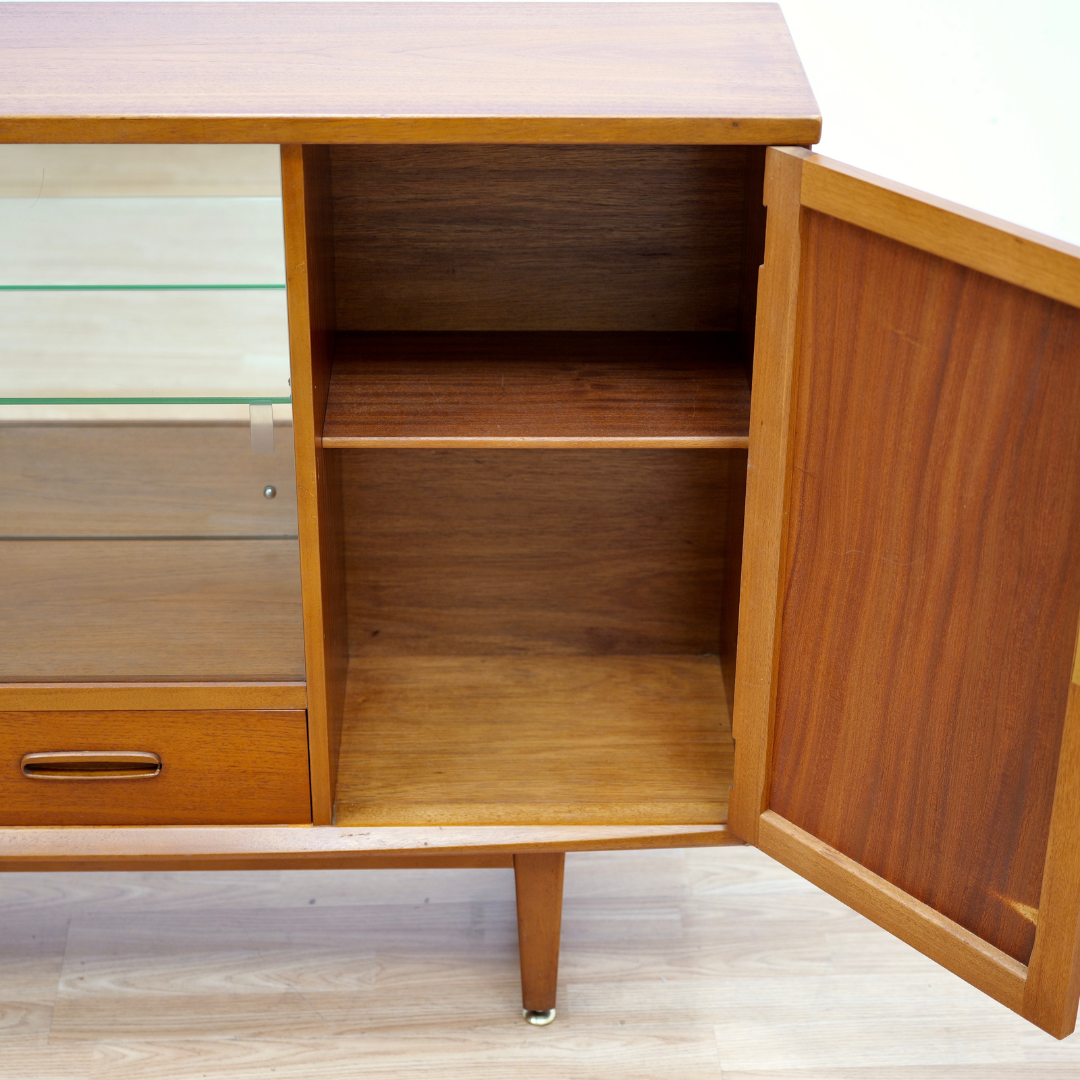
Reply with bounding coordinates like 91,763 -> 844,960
729,145 -> 1080,1038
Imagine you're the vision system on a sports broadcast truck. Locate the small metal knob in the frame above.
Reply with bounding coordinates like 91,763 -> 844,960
263,485 -> 277,500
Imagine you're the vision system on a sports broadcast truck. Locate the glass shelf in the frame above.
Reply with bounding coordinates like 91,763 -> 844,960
0,197 -> 286,286
0,284 -> 286,291
0,411 -> 305,680
0,289 -> 291,401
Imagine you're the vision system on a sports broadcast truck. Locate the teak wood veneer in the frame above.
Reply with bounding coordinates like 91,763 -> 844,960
3,1 -> 1080,1039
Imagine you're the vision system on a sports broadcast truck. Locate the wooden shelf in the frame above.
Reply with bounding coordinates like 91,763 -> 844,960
334,655 -> 733,826
322,333 -> 750,448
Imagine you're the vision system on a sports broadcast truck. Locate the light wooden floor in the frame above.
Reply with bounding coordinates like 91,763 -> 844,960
2,847 -> 1078,1079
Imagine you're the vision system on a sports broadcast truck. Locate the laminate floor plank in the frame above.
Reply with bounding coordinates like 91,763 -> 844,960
561,848 -> 690,900
0,1036 -> 93,1080
0,911 -> 70,1042
0,868 -> 517,914
81,1027 -> 724,1080
723,1070 -> 1080,1080
0,848 -> 1077,1077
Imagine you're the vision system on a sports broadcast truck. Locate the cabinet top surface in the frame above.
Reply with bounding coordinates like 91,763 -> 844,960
0,2 -> 820,144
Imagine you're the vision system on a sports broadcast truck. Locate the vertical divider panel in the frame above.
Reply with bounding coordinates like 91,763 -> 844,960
727,147 -> 804,844
281,144 -> 348,825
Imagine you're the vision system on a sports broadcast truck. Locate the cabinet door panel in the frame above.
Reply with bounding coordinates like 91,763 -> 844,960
731,147 -> 1080,1038
775,209 -> 1080,965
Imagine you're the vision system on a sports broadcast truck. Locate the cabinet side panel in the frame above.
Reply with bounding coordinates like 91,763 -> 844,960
770,211 -> 1080,965
329,145 -> 747,332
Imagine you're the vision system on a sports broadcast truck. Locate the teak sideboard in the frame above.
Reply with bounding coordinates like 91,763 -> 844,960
2,1 -> 1080,1038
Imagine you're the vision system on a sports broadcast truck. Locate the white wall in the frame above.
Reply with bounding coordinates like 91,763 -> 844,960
780,0 -> 1080,246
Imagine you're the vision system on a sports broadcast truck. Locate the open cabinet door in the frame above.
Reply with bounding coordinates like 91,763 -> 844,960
730,146 -> 1080,1038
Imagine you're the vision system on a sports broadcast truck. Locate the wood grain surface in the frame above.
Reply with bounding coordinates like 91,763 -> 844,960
721,447 -> 747,713
514,852 -> 565,1012
334,656 -> 733,827
0,3 -> 820,144
330,146 -> 751,332
0,824 -> 735,868
6,847 -> 1080,1076
0,424 -> 297,537
769,210 -> 1080,966
282,144 -> 348,825
758,811 -> 1027,1016
0,710 -> 310,825
0,853 -> 516,872
1025,679 -> 1080,1037
342,450 -> 736,657
738,145 -> 769,373
6,855 -> 516,872
0,539 -> 305,681
796,149 -> 1080,311
727,146 -> 805,844
322,332 -> 750,447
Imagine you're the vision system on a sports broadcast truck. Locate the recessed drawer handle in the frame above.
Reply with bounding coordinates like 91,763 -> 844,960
20,751 -> 162,780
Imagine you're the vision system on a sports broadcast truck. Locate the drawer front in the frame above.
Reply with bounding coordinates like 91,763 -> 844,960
0,710 -> 310,825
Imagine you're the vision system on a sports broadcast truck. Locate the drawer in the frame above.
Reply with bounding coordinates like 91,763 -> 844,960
0,710 -> 311,825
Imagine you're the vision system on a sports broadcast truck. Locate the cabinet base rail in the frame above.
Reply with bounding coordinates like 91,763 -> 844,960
0,823 -> 738,871
0,832 -> 676,1024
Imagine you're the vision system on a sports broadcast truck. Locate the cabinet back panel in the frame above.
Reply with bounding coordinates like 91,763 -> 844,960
0,424 -> 297,537
0,539 -> 305,682
342,450 -> 732,656
770,211 -> 1080,965
330,145 -> 749,332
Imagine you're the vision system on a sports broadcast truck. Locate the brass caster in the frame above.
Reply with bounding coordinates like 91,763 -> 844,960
523,1008 -> 556,1026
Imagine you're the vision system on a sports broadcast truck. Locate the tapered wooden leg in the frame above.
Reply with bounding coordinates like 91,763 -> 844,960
513,851 -> 565,1025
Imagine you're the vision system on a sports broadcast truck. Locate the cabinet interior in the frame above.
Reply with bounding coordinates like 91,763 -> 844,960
304,144 -> 766,826
0,421 -> 304,682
